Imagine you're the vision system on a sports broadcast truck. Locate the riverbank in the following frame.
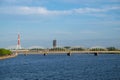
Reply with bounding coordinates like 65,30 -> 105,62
0,53 -> 18,60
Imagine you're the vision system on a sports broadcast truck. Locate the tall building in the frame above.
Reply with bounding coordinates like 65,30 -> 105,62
53,39 -> 57,48
16,33 -> 22,49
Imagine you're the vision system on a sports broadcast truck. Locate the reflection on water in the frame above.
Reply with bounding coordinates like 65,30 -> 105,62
0,54 -> 120,80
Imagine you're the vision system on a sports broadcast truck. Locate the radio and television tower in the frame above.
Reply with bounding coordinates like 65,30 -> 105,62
16,33 -> 22,49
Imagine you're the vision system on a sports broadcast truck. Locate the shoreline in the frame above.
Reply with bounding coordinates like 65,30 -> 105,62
0,53 -> 18,60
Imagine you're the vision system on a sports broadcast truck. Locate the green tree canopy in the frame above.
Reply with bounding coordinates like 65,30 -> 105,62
64,46 -> 71,49
107,47 -> 117,51
49,47 -> 66,51
70,47 -> 85,51
0,48 -> 12,56
89,48 -> 107,51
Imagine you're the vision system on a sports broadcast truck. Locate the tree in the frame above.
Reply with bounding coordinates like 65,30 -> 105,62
89,48 -> 106,51
70,47 -> 85,51
49,47 -> 66,51
0,48 -> 12,56
64,46 -> 71,49
107,47 -> 117,51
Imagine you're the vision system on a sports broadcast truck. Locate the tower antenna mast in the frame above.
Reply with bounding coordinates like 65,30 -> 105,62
16,33 -> 22,49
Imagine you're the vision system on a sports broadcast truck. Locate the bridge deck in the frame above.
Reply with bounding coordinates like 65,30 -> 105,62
11,50 -> 120,54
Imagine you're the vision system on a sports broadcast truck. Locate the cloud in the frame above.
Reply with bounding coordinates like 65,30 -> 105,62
1,0 -> 120,8
0,0 -> 33,4
0,6 -> 120,16
56,0 -> 120,4
0,6 -> 70,15
7,45 -> 17,49
80,30 -> 97,34
7,45 -> 44,49
28,46 -> 44,49
74,6 -> 120,13
73,8 -> 105,13
2,0 -> 120,4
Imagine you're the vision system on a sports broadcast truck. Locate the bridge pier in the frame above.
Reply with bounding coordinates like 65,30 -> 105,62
24,51 -> 28,56
43,53 -> 47,56
67,51 -> 71,56
94,52 -> 98,56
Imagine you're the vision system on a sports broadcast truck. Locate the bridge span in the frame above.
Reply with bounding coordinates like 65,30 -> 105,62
11,50 -> 29,54
10,50 -> 120,54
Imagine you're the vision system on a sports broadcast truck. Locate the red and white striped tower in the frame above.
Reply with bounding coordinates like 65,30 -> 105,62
16,33 -> 21,49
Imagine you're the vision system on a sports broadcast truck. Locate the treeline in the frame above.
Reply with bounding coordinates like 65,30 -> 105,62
29,47 -> 120,52
0,48 -> 12,56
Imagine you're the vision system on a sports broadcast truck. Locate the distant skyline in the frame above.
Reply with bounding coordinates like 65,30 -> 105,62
0,0 -> 120,48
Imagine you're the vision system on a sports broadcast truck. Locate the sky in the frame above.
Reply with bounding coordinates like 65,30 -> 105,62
0,0 -> 120,49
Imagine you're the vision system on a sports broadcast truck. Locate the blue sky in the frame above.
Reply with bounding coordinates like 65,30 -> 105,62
0,0 -> 120,48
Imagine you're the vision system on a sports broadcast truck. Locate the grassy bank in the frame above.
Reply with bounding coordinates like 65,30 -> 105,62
0,48 -> 12,56
0,48 -> 17,60
0,53 -> 18,60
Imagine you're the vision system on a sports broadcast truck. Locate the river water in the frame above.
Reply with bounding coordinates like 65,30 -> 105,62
0,53 -> 120,80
